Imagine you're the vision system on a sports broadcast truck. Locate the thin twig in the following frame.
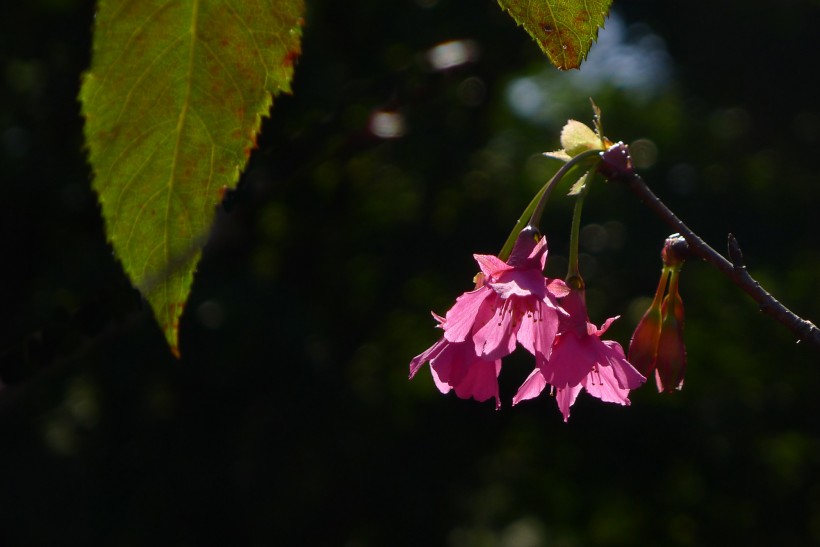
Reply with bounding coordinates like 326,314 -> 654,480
619,171 -> 820,348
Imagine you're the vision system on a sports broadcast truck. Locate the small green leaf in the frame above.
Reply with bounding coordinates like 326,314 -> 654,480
561,120 -> 602,156
80,0 -> 304,355
567,170 -> 590,196
543,149 -> 571,162
497,0 -> 611,69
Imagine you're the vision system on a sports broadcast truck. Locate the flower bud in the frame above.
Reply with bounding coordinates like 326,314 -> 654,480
629,233 -> 690,393
597,142 -> 634,180
628,268 -> 668,377
654,269 -> 686,392
662,234 -> 688,268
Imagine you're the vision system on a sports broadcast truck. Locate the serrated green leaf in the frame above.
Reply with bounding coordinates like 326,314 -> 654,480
497,0 -> 611,69
80,0 -> 304,356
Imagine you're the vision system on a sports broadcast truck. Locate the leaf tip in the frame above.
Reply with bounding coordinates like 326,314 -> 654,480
161,300 -> 186,359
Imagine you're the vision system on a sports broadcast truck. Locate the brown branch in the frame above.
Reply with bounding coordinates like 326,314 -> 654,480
618,171 -> 820,349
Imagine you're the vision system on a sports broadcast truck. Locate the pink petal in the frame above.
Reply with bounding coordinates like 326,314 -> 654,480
425,339 -> 502,408
555,384 -> 583,422
516,311 -> 536,355
582,364 -> 631,405
546,278 -> 570,298
443,287 -> 492,343
429,363 -> 452,394
474,254 -> 511,278
429,340 -> 472,388
596,315 -> 620,336
542,333 -> 596,389
530,235 -> 548,270
517,300 -> 560,360
409,337 -> 447,379
601,340 -> 646,389
512,368 -> 547,405
472,300 -> 517,360
490,270 -> 547,299
452,358 -> 502,409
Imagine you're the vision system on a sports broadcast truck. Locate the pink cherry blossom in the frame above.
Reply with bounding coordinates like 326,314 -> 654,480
513,288 -> 645,421
409,228 -> 568,408
443,229 -> 568,363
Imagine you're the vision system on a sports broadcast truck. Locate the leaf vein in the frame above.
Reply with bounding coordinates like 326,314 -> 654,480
113,129 -> 175,234
162,0 -> 200,322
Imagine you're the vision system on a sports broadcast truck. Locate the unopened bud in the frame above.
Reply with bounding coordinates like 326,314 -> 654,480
662,234 -> 688,268
597,142 -> 634,180
629,300 -> 663,378
655,271 -> 687,392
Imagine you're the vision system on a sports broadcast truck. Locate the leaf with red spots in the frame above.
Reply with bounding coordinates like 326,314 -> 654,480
497,0 -> 611,69
80,0 -> 304,356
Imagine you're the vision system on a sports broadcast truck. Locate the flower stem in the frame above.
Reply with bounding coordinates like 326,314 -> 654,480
528,149 -> 600,228
653,267 -> 671,309
615,171 -> 820,349
566,190 -> 586,290
497,149 -> 600,262
666,266 -> 680,315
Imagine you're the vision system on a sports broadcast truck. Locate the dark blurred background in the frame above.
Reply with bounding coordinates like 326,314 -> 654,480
3,0 -> 820,545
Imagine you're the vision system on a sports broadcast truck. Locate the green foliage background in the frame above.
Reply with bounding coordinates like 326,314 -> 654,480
3,0 -> 820,545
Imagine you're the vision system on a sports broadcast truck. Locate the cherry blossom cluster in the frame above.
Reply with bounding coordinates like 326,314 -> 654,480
409,111 -> 688,421
409,227 -> 645,421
